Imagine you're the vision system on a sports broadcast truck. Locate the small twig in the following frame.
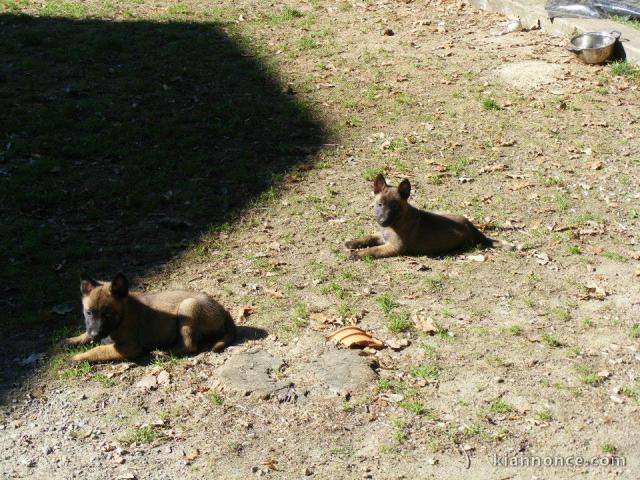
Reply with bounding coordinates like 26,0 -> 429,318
458,445 -> 471,469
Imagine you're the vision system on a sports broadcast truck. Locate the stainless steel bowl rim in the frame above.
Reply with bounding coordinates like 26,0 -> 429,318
570,31 -> 621,50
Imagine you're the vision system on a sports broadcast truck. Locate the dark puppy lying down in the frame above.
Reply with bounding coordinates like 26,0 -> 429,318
346,174 -> 512,259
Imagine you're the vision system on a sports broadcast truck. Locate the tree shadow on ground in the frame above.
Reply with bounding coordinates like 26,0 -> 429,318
0,13 -> 326,402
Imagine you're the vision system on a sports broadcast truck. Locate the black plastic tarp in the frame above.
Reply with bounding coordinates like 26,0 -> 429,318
546,0 -> 640,19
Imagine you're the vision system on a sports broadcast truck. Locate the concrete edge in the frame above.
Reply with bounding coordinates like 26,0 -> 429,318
469,0 -> 640,65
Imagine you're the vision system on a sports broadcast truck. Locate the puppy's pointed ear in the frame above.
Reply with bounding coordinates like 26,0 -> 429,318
373,174 -> 388,194
110,272 -> 129,299
398,179 -> 411,200
80,273 -> 100,296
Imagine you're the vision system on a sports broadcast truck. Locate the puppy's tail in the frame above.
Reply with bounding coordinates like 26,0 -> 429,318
213,311 -> 236,353
476,229 -> 515,251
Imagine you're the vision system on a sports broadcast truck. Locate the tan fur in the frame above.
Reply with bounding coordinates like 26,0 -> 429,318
65,274 -> 235,363
346,175 -> 512,259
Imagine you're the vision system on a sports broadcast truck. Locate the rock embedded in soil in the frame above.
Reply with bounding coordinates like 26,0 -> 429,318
306,349 -> 377,397
215,351 -> 288,398
498,61 -> 562,90
135,376 -> 158,390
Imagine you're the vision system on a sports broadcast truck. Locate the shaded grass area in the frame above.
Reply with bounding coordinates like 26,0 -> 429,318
0,12 -> 325,398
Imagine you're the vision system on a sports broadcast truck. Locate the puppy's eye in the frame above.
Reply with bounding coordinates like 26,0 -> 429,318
86,310 -> 93,316
377,203 -> 383,207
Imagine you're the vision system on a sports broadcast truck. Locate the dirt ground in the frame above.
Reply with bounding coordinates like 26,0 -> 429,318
1,0 -> 640,479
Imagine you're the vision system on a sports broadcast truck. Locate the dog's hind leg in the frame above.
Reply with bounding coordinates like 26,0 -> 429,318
176,298 -> 200,354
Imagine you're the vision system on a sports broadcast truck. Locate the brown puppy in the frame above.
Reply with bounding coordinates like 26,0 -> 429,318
345,174 -> 511,259
64,272 -> 235,363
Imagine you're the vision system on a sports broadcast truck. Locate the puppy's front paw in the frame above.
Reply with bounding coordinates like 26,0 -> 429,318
60,337 -> 76,347
344,240 -> 359,250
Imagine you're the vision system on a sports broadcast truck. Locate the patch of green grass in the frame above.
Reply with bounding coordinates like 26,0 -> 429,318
534,408 -> 553,422
151,353 -> 179,369
575,366 -> 600,386
159,407 -> 182,422
60,361 -> 93,379
207,392 -> 224,406
322,281 -> 346,300
601,442 -> 617,455
94,372 -> 114,387
448,157 -> 470,176
630,324 -> 640,339
473,327 -> 490,337
1,0 -> 30,13
611,15 -> 640,30
40,0 -> 88,17
268,5 -> 304,24
568,245 -> 581,255
433,322 -> 451,339
121,426 -> 163,445
547,306 -> 571,322
226,440 -> 242,453
395,92 -> 412,106
541,333 -> 562,348
602,250 -> 625,261
390,417 -> 406,444
361,255 -> 374,265
364,168 -> 384,182
166,3 -> 195,16
481,98 -> 500,111
410,365 -> 439,380
489,398 -> 513,414
399,399 -> 426,415
499,325 -> 521,336
297,36 -> 318,50
375,294 -> 397,315
419,343 -> 438,359
428,174 -> 443,185
424,273 -> 445,291
376,378 -> 398,392
609,60 -> 640,81
387,311 -> 412,333
620,382 -> 640,404
554,193 -> 569,212
291,302 -> 308,329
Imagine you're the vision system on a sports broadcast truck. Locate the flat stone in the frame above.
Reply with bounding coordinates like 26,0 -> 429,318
216,351 -> 287,397
498,61 -> 562,89
135,375 -> 157,390
309,349 -> 377,397
156,370 -> 171,386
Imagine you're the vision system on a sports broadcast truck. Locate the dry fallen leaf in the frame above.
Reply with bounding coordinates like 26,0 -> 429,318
233,306 -> 254,324
264,288 -> 284,299
510,182 -> 533,191
185,448 -> 200,462
326,326 -> 384,349
587,161 -> 603,170
583,283 -> 608,300
479,163 -> 507,174
411,309 -> 438,334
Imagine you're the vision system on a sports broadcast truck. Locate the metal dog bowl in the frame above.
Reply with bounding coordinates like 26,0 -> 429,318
567,31 -> 621,64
